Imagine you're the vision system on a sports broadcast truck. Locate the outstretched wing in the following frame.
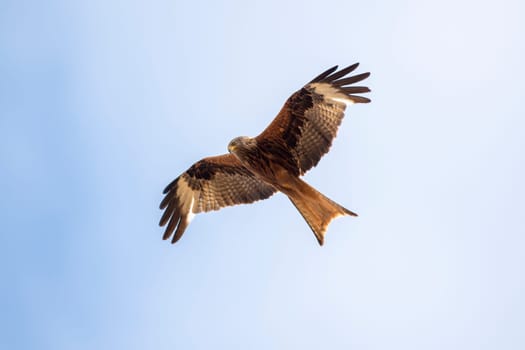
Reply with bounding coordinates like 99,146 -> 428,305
256,63 -> 371,176
159,154 -> 276,243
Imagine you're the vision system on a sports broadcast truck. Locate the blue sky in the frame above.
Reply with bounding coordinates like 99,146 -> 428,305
1,0 -> 525,349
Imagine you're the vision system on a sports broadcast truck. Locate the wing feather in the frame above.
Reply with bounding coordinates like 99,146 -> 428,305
256,64 -> 371,175
318,63 -> 360,82
308,65 -> 338,83
159,154 -> 276,243
332,72 -> 371,87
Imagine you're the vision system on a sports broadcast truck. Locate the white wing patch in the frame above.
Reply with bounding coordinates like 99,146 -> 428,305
177,176 -> 199,223
309,83 -> 354,106
332,97 -> 355,105
187,196 -> 196,223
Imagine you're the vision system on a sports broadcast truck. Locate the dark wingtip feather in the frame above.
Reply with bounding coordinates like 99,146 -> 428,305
341,86 -> 371,94
172,217 -> 189,243
162,228 -> 172,241
162,213 -> 180,240
163,177 -> 179,194
333,72 -> 371,86
348,95 -> 371,103
309,65 -> 338,83
159,206 -> 172,227
162,229 -> 172,241
159,192 -> 173,209
323,63 -> 359,82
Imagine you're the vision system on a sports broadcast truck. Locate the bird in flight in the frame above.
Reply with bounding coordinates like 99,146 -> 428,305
159,63 -> 371,245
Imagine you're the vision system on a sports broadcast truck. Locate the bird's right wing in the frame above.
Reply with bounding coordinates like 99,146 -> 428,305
159,154 -> 276,243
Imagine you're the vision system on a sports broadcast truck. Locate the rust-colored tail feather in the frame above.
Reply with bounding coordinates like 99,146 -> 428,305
286,178 -> 357,245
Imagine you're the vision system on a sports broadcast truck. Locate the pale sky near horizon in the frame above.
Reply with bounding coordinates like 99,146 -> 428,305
1,0 -> 525,349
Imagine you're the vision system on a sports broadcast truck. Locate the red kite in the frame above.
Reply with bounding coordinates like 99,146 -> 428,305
159,63 -> 371,245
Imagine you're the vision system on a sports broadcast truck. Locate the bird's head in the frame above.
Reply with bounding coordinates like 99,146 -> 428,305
228,136 -> 257,157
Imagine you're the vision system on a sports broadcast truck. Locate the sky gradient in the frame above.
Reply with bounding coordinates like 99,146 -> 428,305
2,0 -> 525,349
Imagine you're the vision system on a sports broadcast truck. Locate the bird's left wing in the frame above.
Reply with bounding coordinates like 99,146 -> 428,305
159,154 -> 276,243
256,63 -> 371,176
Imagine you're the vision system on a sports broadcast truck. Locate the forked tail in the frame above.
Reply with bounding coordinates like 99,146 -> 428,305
286,178 -> 357,245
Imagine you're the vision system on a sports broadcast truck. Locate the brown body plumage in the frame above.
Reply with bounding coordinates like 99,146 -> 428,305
159,63 -> 371,245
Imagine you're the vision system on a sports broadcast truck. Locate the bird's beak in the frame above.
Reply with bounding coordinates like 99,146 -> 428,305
228,144 -> 235,153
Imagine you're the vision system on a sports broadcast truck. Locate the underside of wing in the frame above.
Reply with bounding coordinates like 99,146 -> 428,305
159,154 -> 276,243
256,63 -> 371,175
